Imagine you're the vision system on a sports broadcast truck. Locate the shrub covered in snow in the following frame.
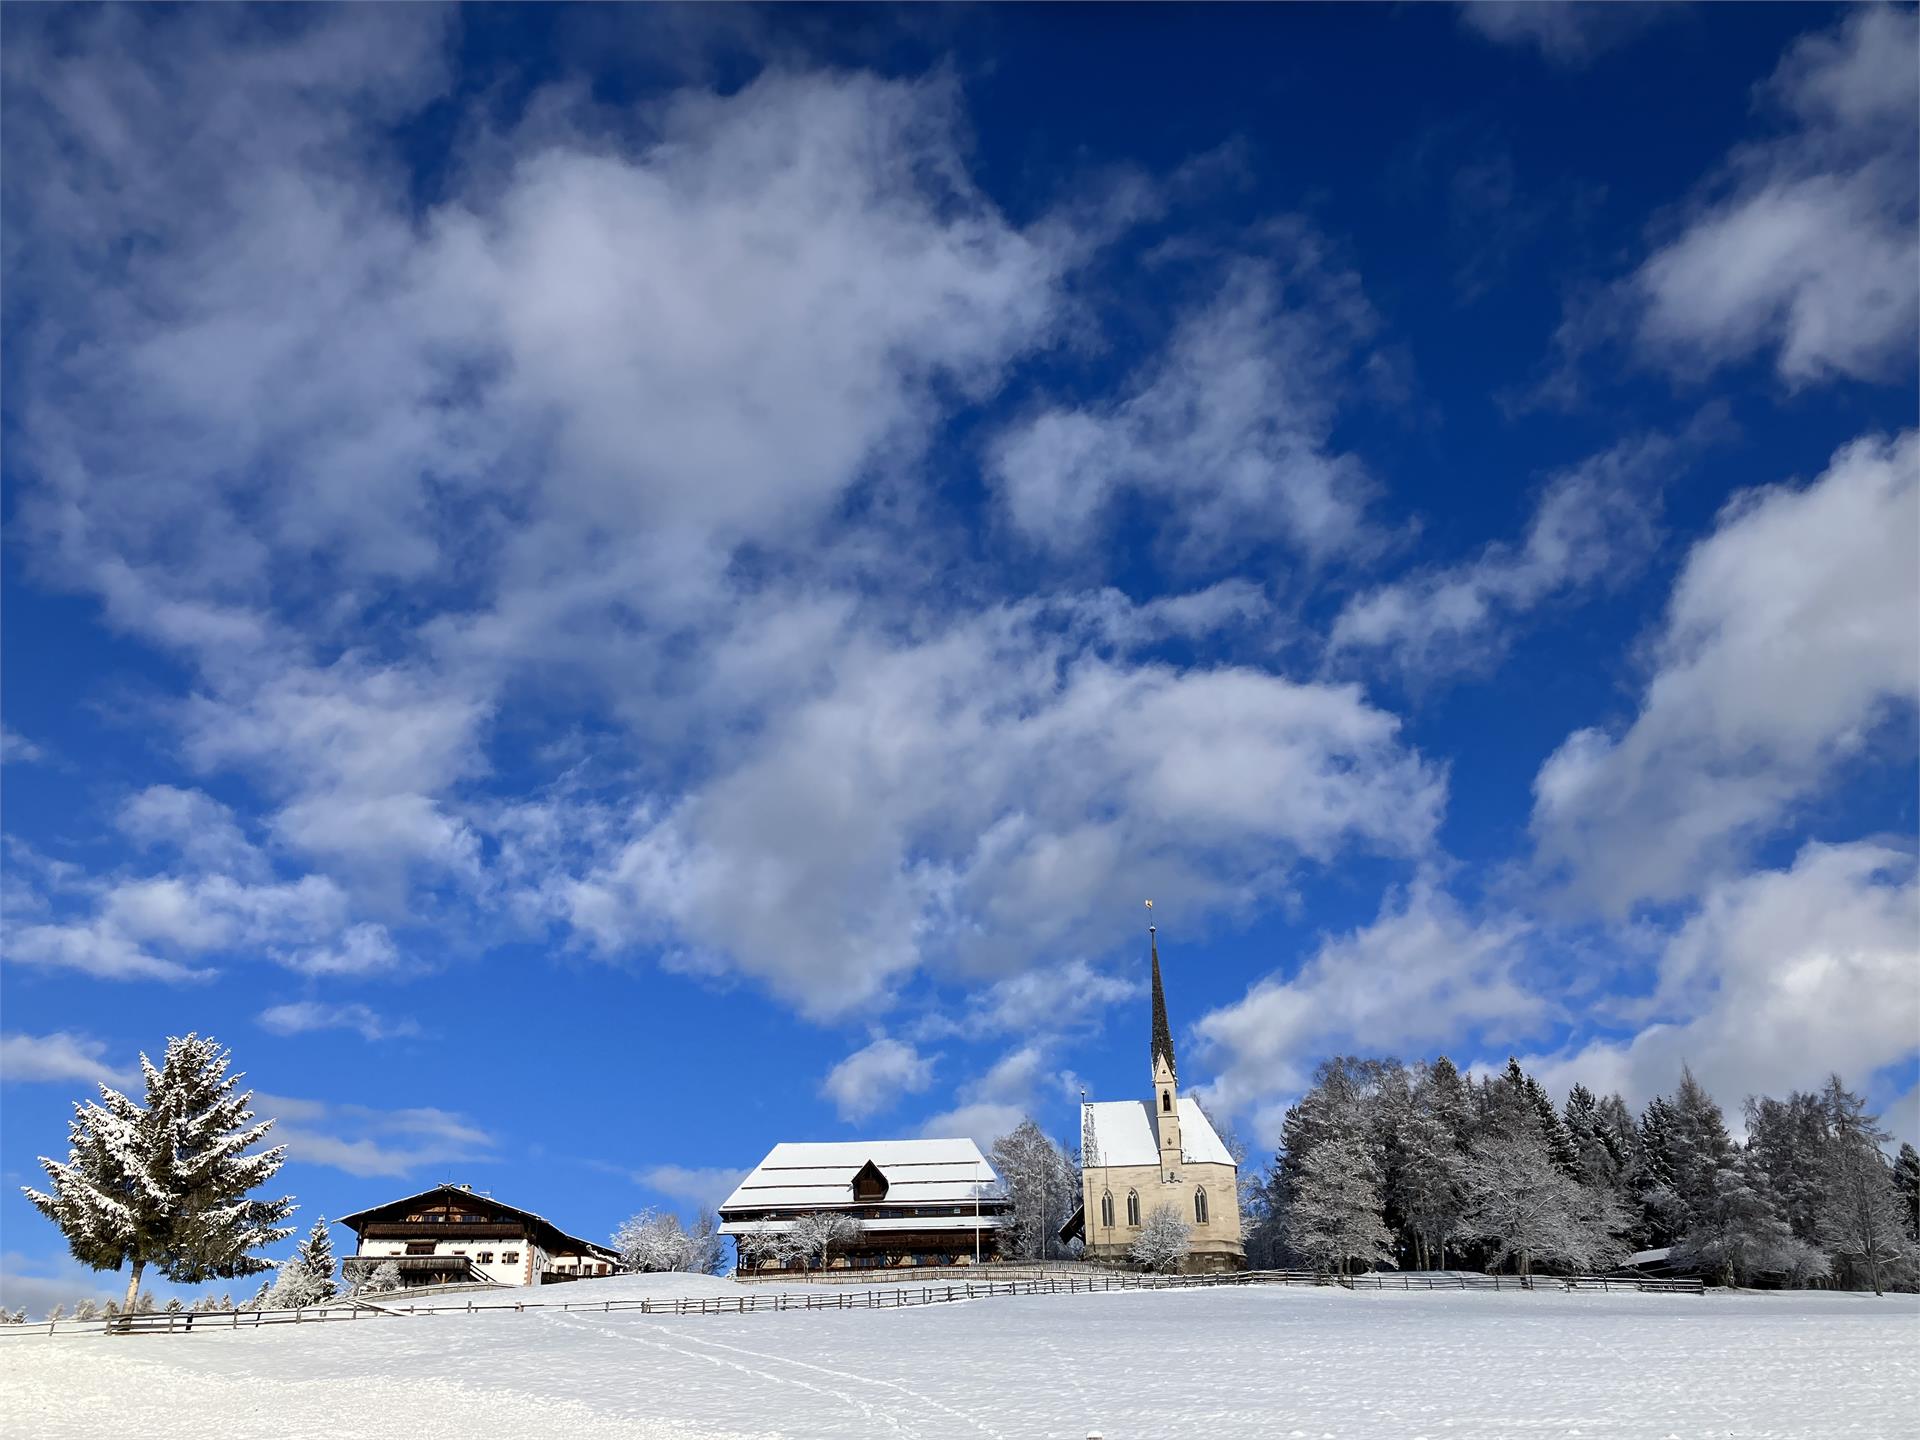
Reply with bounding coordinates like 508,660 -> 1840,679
1129,1204 -> 1191,1273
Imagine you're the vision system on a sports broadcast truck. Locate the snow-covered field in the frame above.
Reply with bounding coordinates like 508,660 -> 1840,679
4,1275 -> 1915,1439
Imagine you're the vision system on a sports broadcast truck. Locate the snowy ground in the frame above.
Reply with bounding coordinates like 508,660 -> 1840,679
4,1275 -> 1915,1439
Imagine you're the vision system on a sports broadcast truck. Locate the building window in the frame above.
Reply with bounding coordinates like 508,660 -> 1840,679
1194,1189 -> 1209,1225
1126,1190 -> 1140,1227
406,1242 -> 434,1256
478,1252 -> 494,1264
1100,1191 -> 1114,1228
1162,1091 -> 1171,1113
503,1252 -> 519,1264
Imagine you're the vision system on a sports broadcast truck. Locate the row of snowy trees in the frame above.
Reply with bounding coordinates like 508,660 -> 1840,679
1246,1055 -> 1920,1292
612,1209 -> 726,1275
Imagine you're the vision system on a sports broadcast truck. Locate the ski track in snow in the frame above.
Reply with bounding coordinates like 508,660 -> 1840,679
581,1310 -> 1010,1439
545,1309 -> 911,1435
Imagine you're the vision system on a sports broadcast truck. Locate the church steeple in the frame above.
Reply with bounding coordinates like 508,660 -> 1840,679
1149,924 -> 1176,1082
1146,903 -> 1182,1177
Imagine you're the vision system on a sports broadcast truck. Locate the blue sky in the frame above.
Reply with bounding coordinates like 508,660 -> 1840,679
2,2 -> 1915,1309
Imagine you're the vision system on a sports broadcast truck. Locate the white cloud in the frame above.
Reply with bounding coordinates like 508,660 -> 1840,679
550,604 -> 1443,1016
637,1164 -> 747,1215
1632,7 -> 1918,385
255,1092 -> 494,1179
1533,431 -> 1918,912
989,250 -> 1385,564
1194,875 -> 1549,1128
0,727 -> 48,765
0,1251 -> 123,1320
273,923 -> 405,978
965,959 -> 1141,1036
117,785 -> 267,880
1331,429 -> 1677,677
0,1031 -> 136,1088
3,11 -> 1444,1032
256,1001 -> 419,1042
821,1038 -> 935,1122
1457,1 -> 1675,65
920,1044 -> 1054,1151
1523,841 -> 1919,1133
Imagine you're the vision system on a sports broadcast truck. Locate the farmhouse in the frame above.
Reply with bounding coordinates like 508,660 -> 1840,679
719,1138 -> 1012,1271
1062,925 -> 1247,1272
338,1182 -> 619,1290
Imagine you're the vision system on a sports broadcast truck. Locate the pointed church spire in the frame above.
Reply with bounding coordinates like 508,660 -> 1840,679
1148,908 -> 1176,1081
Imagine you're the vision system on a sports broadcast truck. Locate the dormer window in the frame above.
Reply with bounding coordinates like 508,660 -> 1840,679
851,1160 -> 890,1204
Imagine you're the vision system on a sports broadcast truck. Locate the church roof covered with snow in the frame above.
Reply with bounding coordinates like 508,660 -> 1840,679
718,1137 -> 1000,1214
1082,1097 -> 1236,1169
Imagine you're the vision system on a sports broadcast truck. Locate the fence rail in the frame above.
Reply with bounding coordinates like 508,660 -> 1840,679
2,1266 -> 1704,1338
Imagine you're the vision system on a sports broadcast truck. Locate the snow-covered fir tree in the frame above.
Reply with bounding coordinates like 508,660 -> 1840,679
46,1303 -> 66,1323
292,1218 -> 338,1303
22,1034 -> 295,1311
1672,1149 -> 1824,1287
72,1299 -> 98,1321
1128,1203 -> 1192,1273
1894,1143 -> 1920,1241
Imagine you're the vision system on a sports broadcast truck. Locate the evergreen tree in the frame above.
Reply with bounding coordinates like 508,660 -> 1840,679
1667,1067 -> 1735,1223
1746,1091 -> 1830,1247
1521,1073 -> 1580,1177
72,1299 -> 98,1321
47,1303 -> 66,1323
1891,1143 -> 1920,1242
165,1297 -> 184,1315
1672,1148 -> 1823,1287
293,1218 -> 339,1302
1636,1097 -> 1686,1246
22,1034 -> 295,1311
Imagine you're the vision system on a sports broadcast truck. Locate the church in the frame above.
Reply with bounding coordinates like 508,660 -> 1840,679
1062,922 -> 1246,1273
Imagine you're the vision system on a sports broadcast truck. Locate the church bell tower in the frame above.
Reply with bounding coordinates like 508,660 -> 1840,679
1148,909 -> 1182,1183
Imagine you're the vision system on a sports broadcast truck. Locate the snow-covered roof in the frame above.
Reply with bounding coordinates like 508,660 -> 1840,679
1082,1098 -> 1235,1169
719,1138 -> 1001,1213
1625,1246 -> 1674,1267
720,1214 -> 1011,1235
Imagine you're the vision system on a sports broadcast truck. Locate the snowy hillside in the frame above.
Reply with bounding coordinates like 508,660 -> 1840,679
6,1281 -> 1916,1438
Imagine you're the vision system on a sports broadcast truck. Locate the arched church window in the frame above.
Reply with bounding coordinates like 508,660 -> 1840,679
1194,1188 -> 1209,1225
1100,1192 -> 1114,1228
1126,1190 -> 1140,1227
1162,1091 -> 1171,1113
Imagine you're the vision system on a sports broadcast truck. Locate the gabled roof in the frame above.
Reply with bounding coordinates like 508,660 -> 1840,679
1082,1098 -> 1235,1169
336,1183 -> 616,1261
718,1138 -> 1000,1213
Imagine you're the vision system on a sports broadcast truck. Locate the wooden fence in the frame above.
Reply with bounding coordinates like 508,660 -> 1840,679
2,1266 -> 1703,1338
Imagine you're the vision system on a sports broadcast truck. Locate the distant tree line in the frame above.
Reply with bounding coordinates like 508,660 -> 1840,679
1242,1056 -> 1920,1293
